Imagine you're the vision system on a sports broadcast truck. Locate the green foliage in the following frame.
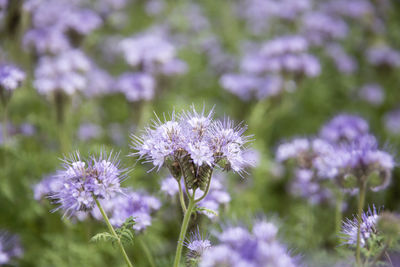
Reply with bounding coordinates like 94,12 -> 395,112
91,217 -> 136,247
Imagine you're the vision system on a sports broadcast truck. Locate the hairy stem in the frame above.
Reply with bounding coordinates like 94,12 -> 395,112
94,197 -> 134,267
371,238 -> 392,267
178,181 -> 187,213
335,192 -> 343,240
138,237 -> 155,267
173,195 -> 195,267
356,180 -> 367,267
194,174 -> 212,203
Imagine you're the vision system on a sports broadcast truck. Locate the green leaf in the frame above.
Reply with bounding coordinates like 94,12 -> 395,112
195,206 -> 218,217
90,232 -> 117,243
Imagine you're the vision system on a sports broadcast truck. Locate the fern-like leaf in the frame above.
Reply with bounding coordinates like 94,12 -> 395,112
90,232 -> 117,243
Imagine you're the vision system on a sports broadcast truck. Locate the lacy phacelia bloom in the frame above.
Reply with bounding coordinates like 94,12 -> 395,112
34,49 -> 91,95
319,114 -> 369,143
0,231 -> 23,265
341,206 -> 380,248
92,189 -> 160,232
132,107 -> 252,189
50,151 -> 125,217
325,43 -> 357,74
199,220 -> 297,267
0,64 -> 25,92
184,229 -> 211,266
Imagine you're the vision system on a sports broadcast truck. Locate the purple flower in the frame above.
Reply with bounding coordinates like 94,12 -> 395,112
115,72 -> 155,102
302,12 -> 348,46
50,151 -> 125,217
384,109 -> 400,135
0,231 -> 23,265
77,123 -> 102,142
132,107 -> 252,176
93,189 -> 160,232
34,49 -> 91,95
359,83 -> 384,106
367,45 -> 400,68
319,114 -> 369,143
33,173 -> 64,200
0,64 -> 25,92
85,67 -> 114,98
200,220 -> 297,267
184,228 -> 211,264
119,33 -> 176,71
23,27 -> 71,54
341,206 -> 380,247
160,176 -> 180,197
220,73 -> 283,101
240,35 -> 321,77
325,43 -> 357,74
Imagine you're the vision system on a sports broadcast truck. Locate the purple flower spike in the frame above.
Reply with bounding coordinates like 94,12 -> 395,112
0,231 -> 23,265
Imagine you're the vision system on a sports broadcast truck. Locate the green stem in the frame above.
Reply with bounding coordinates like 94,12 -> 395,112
94,197 -> 134,267
2,102 -> 8,145
335,192 -> 343,239
371,239 -> 391,267
138,238 -> 155,267
194,175 -> 212,203
356,181 -> 367,267
178,181 -> 187,213
173,196 -> 195,267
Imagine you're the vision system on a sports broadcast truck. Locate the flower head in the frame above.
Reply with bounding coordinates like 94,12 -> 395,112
50,151 -> 125,217
184,228 -> 211,265
341,206 -> 380,247
132,107 -> 252,186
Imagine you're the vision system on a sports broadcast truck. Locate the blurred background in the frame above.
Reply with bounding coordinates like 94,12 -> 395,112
1,0 -> 400,266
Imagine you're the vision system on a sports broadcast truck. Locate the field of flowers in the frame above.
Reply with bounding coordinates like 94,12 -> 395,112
1,0 -> 400,266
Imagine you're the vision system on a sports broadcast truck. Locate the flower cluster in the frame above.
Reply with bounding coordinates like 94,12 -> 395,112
301,12 -> 348,46
0,231 -> 23,265
115,72 -> 155,102
119,32 -> 187,75
341,206 -> 380,247
276,114 -> 394,203
33,49 -> 91,95
132,107 -> 251,191
366,45 -> 400,68
184,228 -> 211,266
0,64 -> 25,93
23,0 -> 102,54
199,220 -> 297,267
92,190 -> 160,232
49,151 -> 125,217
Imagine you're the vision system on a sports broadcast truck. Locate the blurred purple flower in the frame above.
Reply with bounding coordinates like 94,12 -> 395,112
325,43 -> 357,74
359,83 -> 384,106
0,231 -> 23,265
367,45 -> 400,68
200,220 -> 297,267
0,64 -> 25,92
319,114 -> 369,143
384,109 -> 400,135
115,72 -> 155,102
77,123 -> 102,142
